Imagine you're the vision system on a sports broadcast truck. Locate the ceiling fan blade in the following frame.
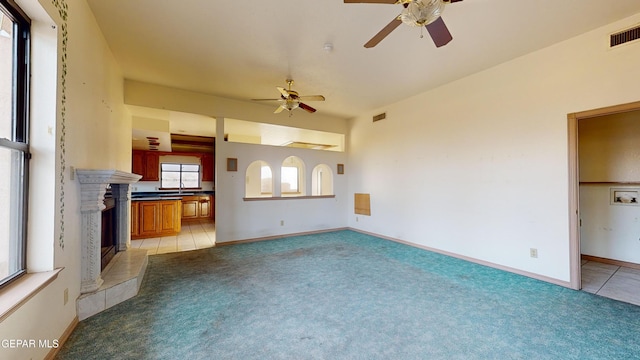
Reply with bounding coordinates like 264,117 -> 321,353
277,86 -> 290,98
298,95 -> 325,101
425,16 -> 453,48
364,17 -> 402,48
299,103 -> 317,113
274,106 -> 285,114
447,0 -> 463,3
344,0 -> 397,3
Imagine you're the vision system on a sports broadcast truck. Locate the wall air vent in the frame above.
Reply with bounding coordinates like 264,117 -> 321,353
610,25 -> 640,47
373,112 -> 386,122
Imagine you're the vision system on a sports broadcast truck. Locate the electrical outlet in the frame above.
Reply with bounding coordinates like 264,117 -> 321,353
280,220 -> 284,226
356,217 -> 359,222
63,288 -> 69,305
69,166 -> 75,181
530,248 -> 538,258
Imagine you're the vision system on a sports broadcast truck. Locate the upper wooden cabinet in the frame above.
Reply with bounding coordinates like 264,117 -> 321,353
145,152 -> 159,181
132,150 -> 214,182
132,151 -> 144,177
132,150 -> 159,181
202,153 -> 214,182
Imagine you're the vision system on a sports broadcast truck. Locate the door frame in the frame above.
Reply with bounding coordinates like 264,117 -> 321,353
567,100 -> 640,290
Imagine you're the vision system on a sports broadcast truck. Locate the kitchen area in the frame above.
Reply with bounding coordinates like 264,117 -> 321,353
129,108 -> 217,254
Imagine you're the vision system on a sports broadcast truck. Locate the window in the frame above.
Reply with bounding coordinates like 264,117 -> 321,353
281,166 -> 298,192
245,160 -> 272,197
0,1 -> 30,288
281,156 -> 305,196
311,164 -> 333,196
261,165 -> 272,194
161,163 -> 200,189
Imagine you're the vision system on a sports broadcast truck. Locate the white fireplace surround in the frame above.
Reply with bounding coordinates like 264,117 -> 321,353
76,169 -> 142,294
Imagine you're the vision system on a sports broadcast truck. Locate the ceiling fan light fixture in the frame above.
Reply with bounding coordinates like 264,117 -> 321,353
400,0 -> 445,27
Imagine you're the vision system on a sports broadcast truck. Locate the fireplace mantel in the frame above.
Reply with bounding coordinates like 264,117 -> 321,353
76,169 -> 142,293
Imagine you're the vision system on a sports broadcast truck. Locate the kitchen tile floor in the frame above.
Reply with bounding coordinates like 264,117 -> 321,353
130,220 -> 216,255
581,259 -> 640,306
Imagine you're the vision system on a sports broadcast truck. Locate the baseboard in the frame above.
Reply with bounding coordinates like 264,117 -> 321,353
348,227 -> 573,289
582,254 -> 640,270
216,227 -> 349,246
44,315 -> 78,360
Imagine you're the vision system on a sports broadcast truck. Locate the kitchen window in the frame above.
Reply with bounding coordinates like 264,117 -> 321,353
0,0 -> 30,288
161,163 -> 201,189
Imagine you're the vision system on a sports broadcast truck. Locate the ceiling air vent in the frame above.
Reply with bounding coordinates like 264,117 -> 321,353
372,112 -> 386,122
610,25 -> 640,47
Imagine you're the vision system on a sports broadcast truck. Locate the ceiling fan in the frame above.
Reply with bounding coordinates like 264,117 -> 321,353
345,0 -> 462,48
252,79 -> 326,116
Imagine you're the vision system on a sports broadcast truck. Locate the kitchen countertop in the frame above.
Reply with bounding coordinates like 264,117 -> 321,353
131,196 -> 183,201
131,191 -> 214,201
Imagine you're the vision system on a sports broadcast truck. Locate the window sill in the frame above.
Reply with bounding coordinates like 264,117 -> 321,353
243,195 -> 335,201
0,268 -> 63,323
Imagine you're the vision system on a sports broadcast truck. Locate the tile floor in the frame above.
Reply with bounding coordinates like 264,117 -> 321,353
130,220 -> 216,255
581,259 -> 640,306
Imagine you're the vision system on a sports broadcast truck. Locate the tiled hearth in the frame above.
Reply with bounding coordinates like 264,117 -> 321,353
77,249 -> 148,320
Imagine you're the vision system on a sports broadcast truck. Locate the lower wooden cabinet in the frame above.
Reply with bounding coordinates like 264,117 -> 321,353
181,195 -> 213,221
131,201 -> 139,237
131,199 -> 181,239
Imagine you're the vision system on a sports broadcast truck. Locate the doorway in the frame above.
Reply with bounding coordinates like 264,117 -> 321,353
568,100 -> 640,292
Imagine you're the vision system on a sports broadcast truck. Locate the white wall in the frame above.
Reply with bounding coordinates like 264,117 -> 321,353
579,111 -> 640,182
580,184 -> 640,263
216,133 -> 348,242
0,0 -> 130,359
347,12 -> 640,284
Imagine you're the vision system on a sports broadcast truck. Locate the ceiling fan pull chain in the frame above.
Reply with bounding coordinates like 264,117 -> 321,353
420,26 -> 424,39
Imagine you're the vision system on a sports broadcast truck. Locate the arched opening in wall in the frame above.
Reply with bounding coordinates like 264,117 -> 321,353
246,160 -> 273,198
281,156 -> 305,197
312,164 -> 333,196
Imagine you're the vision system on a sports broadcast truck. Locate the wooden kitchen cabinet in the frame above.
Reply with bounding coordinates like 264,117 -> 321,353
132,151 -> 144,178
181,197 -> 199,220
131,150 -> 160,181
199,197 -> 211,218
132,199 -> 181,239
145,152 -> 159,181
202,153 -> 214,182
181,195 -> 213,221
133,150 -> 214,183
131,201 -> 139,237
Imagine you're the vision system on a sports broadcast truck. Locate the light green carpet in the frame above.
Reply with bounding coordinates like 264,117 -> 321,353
56,230 -> 640,359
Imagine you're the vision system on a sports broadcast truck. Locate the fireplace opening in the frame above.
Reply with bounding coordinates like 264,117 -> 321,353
101,194 -> 117,271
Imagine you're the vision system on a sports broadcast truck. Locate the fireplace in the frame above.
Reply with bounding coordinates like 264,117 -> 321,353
101,194 -> 116,270
76,169 -> 142,294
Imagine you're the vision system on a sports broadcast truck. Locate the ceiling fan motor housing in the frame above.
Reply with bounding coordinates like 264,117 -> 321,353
401,0 -> 445,27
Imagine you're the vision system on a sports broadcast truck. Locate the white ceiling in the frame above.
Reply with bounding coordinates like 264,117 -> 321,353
88,0 -> 640,120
